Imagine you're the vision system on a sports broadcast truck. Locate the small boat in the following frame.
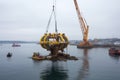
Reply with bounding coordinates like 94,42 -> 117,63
109,47 -> 120,55
32,52 -> 44,60
12,43 -> 21,47
7,52 -> 12,57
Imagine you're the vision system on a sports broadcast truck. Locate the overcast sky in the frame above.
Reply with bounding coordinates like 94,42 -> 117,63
0,0 -> 120,41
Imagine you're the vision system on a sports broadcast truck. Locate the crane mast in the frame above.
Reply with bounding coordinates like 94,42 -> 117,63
73,0 -> 92,48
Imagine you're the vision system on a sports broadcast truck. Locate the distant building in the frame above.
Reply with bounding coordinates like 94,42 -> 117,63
114,41 -> 120,46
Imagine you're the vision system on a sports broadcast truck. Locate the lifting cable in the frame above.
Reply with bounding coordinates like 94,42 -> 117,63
46,0 -> 58,33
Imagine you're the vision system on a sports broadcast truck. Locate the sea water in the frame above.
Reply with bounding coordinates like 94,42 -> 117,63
0,44 -> 120,80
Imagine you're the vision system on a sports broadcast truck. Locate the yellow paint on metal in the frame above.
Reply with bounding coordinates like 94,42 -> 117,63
40,33 -> 69,50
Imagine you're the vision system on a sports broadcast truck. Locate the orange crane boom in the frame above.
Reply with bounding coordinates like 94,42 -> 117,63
73,0 -> 92,48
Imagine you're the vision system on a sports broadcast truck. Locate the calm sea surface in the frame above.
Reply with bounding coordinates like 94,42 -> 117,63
0,44 -> 120,80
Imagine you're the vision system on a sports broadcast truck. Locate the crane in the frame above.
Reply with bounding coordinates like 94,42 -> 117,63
73,0 -> 92,48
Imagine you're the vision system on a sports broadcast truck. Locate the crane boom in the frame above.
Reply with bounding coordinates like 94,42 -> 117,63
73,0 -> 92,48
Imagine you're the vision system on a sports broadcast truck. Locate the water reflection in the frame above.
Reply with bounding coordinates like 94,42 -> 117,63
77,49 -> 89,80
40,61 -> 68,80
32,60 -> 43,66
109,53 -> 120,61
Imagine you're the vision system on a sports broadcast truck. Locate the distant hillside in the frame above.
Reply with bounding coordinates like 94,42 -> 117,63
69,38 -> 120,46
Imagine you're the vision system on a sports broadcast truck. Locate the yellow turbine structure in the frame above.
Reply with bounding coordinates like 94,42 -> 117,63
39,0 -> 69,55
40,33 -> 69,51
